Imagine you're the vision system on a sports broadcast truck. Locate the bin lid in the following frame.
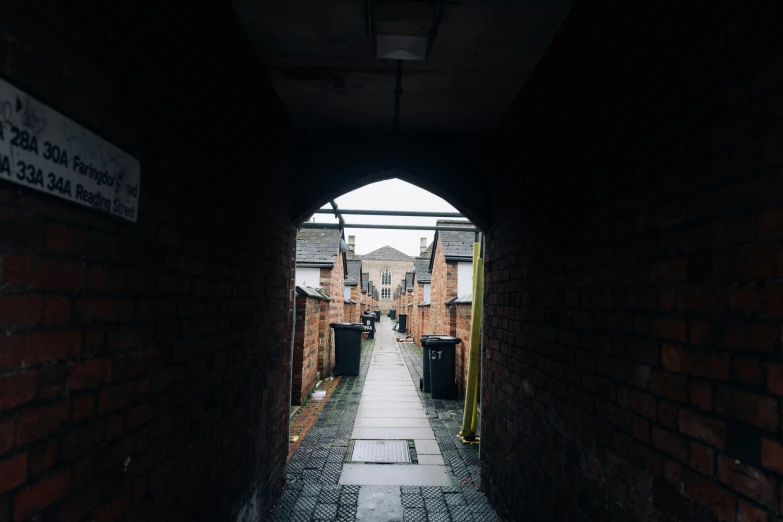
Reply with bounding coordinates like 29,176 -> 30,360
330,322 -> 365,330
425,335 -> 461,345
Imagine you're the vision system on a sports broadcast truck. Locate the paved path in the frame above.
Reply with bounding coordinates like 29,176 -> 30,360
271,317 -> 500,521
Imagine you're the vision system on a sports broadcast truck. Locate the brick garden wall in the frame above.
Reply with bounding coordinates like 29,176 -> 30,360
0,2 -> 295,521
349,285 -> 362,323
343,302 -> 357,326
318,256 -> 344,378
417,306 -> 431,346
410,283 -> 422,344
292,296 -> 321,405
429,240 -> 458,336
455,302 -> 472,398
481,1 -> 783,521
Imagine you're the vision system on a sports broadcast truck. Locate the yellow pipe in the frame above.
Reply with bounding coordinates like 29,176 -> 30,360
460,241 -> 483,443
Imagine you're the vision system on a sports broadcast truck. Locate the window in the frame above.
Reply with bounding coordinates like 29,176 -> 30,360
381,288 -> 391,299
381,268 -> 392,285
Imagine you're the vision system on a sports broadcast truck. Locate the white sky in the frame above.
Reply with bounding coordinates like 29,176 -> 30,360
305,178 -> 465,257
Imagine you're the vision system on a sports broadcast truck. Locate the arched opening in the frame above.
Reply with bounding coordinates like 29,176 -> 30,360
289,176 -> 487,495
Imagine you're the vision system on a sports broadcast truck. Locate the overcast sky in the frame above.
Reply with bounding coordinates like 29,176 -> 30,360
306,179 -> 465,257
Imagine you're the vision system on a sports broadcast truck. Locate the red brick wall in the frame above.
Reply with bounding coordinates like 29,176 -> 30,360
417,306 -> 431,346
349,285 -> 361,323
481,2 -> 783,521
343,302 -> 357,326
454,302 -> 472,397
317,256 -> 344,377
0,3 -> 294,520
410,283 -> 423,343
293,296 -> 321,405
430,240 -> 459,336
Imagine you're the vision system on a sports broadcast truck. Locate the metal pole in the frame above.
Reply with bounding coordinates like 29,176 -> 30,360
329,200 -> 345,227
314,209 -> 465,218
287,228 -> 298,461
460,236 -> 483,444
301,223 -> 478,232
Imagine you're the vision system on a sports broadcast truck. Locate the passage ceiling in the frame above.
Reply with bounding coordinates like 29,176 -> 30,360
231,0 -> 575,134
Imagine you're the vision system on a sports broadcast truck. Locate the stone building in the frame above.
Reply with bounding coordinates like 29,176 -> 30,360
353,237 -> 431,312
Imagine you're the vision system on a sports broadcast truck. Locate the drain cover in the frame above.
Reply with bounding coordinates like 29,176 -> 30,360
351,440 -> 411,463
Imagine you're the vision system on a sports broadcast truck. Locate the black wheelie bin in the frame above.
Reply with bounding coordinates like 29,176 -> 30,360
330,323 -> 364,376
361,312 -> 376,340
419,334 -> 443,392
427,336 -> 461,399
398,313 -> 408,333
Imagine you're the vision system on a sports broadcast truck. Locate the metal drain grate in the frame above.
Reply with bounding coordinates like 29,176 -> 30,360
351,440 -> 411,463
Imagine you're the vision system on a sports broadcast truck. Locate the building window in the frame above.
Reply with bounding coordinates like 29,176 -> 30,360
381,288 -> 391,299
381,268 -> 392,285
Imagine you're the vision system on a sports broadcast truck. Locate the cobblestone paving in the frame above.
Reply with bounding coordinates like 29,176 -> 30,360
268,321 -> 501,521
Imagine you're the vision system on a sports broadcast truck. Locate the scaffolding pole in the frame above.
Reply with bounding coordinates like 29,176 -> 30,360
314,209 -> 465,218
460,234 -> 483,444
300,222 -> 477,232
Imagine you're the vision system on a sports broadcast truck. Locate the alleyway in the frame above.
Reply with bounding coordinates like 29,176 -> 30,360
275,318 -> 498,521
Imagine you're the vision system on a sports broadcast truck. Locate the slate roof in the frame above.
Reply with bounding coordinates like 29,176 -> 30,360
361,273 -> 369,293
430,220 -> 476,269
295,286 -> 330,301
421,241 -> 434,258
345,260 -> 362,286
413,257 -> 431,283
296,227 -> 343,267
405,272 -> 414,291
358,245 -> 413,261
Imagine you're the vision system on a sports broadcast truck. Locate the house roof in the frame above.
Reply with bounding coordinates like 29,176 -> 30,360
345,260 -> 362,286
430,220 -> 475,270
413,257 -> 431,283
358,245 -> 413,262
295,285 -> 330,301
421,241 -> 434,258
361,272 -> 369,293
296,227 -> 344,268
405,272 -> 414,291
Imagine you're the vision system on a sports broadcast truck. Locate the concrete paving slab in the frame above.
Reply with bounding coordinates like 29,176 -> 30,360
414,440 -> 441,455
362,382 -> 416,386
356,486 -> 403,521
339,464 -> 451,486
356,409 -> 429,418
351,427 -> 435,440
359,397 -> 421,403
354,418 -> 432,428
417,454 -> 445,465
360,392 -> 420,399
358,402 -> 425,410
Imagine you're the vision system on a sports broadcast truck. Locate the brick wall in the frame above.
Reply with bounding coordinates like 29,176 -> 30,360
343,302 -> 357,326
0,3 -> 295,521
417,306 -> 431,346
349,285 -> 361,323
481,2 -> 783,521
410,283 -> 422,343
430,240 -> 459,336
293,296 -> 321,405
454,302 -> 472,398
317,255 -> 344,378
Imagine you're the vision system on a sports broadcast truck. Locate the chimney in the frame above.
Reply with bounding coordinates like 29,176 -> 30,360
420,237 -> 427,256
348,235 -> 356,251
